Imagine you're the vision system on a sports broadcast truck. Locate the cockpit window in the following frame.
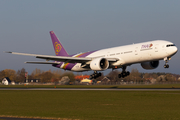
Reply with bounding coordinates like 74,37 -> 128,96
166,44 -> 176,47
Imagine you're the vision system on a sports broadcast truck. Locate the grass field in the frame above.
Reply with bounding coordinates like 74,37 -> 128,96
0,90 -> 180,120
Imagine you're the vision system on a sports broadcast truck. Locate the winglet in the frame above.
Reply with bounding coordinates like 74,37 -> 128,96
50,31 -> 69,56
4,51 -> 12,53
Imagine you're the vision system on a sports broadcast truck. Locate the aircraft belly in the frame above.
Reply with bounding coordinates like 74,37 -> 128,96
71,63 -> 90,72
152,49 -> 168,60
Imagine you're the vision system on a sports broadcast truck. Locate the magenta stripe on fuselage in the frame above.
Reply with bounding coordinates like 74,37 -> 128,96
52,51 -> 96,71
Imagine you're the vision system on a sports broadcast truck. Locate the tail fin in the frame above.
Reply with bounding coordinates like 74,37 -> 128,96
50,31 -> 69,56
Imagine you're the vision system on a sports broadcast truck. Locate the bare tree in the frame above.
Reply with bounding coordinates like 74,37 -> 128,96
106,70 -> 120,82
40,71 -> 53,83
127,68 -> 142,83
16,68 -> 26,83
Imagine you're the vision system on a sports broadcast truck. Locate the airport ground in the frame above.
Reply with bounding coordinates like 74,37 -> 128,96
0,83 -> 180,88
0,85 -> 180,120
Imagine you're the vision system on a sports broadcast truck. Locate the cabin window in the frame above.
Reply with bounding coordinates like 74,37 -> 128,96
110,54 -> 115,56
124,51 -> 132,54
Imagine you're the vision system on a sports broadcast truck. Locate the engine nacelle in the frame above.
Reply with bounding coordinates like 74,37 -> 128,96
141,61 -> 159,70
90,58 -> 109,71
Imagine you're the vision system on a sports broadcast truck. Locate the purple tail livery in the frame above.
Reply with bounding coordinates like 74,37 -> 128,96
50,31 -> 69,56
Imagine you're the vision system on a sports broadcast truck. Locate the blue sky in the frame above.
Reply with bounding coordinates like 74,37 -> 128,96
1,0 -> 180,74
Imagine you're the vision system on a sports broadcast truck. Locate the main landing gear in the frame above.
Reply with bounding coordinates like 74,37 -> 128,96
90,71 -> 102,79
118,66 -> 130,78
90,66 -> 130,79
164,57 -> 170,68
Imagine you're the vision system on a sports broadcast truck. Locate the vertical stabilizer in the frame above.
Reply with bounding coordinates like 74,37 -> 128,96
50,31 -> 69,56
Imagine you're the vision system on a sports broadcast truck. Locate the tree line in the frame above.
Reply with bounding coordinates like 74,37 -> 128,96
0,68 -> 180,83
106,69 -> 180,82
0,68 -> 74,83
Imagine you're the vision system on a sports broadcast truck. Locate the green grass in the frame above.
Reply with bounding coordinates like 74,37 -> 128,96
0,90 -> 180,120
1,84 -> 180,88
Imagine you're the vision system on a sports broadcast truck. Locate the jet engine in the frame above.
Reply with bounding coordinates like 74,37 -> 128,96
90,58 -> 109,71
141,61 -> 159,70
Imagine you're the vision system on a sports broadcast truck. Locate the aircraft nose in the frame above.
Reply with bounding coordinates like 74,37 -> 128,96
172,46 -> 178,55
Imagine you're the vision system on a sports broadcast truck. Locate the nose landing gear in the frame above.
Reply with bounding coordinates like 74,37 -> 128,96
164,57 -> 170,68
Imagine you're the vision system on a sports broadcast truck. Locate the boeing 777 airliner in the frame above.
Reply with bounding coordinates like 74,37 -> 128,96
6,31 -> 178,79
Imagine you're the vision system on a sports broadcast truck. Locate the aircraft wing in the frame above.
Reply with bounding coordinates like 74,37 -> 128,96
25,61 -> 61,64
5,51 -> 118,63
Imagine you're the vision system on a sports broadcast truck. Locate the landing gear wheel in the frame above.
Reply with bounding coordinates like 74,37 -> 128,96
118,71 -> 130,78
90,71 -> 102,79
164,64 -> 169,68
126,71 -> 130,76
118,74 -> 122,78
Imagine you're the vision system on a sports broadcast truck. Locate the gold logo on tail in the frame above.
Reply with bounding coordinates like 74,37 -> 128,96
54,42 -> 62,55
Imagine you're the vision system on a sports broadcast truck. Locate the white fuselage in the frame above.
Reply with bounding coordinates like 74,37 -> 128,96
70,40 -> 177,71
8,31 -> 178,74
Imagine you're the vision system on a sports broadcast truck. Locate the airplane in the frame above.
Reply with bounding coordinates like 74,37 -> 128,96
5,31 -> 178,79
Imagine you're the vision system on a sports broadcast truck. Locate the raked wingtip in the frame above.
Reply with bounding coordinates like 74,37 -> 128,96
4,51 -> 12,53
